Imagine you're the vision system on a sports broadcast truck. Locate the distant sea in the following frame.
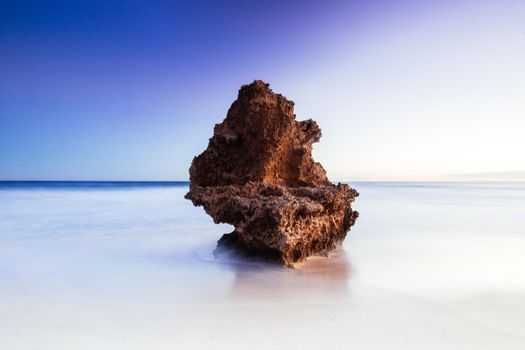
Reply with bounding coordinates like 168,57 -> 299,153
0,180 -> 189,189
1,181 -> 524,350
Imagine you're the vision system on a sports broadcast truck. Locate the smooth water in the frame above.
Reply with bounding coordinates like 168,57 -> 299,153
1,182 -> 524,349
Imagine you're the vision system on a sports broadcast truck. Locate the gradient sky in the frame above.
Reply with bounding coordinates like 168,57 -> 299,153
1,0 -> 524,181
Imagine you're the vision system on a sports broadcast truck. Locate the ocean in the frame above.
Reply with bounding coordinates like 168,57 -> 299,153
1,181 -> 524,349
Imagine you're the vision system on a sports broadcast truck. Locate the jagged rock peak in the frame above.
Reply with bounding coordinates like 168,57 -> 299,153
189,80 -> 329,188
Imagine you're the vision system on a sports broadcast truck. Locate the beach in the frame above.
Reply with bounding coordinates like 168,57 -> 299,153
1,182 -> 524,349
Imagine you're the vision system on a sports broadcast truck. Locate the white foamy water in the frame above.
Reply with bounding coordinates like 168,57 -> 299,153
1,182 -> 524,349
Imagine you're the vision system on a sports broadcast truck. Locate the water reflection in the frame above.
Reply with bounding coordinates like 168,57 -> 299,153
213,248 -> 352,301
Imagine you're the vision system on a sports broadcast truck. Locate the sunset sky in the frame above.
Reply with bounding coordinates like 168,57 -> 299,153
1,0 -> 524,181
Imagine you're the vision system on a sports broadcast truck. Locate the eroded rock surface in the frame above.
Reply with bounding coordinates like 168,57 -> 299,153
185,80 -> 358,266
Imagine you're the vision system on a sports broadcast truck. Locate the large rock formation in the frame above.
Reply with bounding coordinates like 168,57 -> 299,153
185,80 -> 358,266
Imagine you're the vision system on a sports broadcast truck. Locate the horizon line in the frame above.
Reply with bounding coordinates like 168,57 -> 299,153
1,179 -> 525,183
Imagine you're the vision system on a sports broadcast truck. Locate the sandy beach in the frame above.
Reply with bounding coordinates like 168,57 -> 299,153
1,182 -> 524,349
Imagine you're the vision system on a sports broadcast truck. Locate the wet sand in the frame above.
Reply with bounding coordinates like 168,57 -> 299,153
0,182 -> 524,349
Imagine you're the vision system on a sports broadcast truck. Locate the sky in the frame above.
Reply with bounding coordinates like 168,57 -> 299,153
1,0 -> 524,181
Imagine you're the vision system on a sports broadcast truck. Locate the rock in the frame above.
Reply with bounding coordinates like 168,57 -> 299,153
185,80 -> 359,266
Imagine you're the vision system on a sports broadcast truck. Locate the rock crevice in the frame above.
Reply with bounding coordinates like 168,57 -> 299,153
185,80 -> 358,266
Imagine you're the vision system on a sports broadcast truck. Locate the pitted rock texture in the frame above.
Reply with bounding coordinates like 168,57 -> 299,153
185,80 -> 358,266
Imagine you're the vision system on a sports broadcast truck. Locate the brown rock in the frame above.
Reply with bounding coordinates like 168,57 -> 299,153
185,80 -> 359,266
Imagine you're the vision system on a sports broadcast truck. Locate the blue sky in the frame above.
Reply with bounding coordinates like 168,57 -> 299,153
1,0 -> 524,180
